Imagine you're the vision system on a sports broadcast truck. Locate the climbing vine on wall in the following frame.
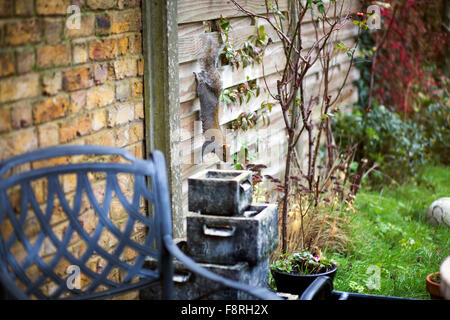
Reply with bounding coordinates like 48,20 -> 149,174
228,100 -> 274,131
217,15 -> 270,68
215,16 -> 275,132
220,78 -> 260,106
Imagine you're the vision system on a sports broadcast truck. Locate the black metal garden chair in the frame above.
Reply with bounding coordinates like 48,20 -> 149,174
0,145 -> 281,300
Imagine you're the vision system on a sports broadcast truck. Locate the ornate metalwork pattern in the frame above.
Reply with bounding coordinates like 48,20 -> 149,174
0,146 -> 165,299
0,145 -> 281,300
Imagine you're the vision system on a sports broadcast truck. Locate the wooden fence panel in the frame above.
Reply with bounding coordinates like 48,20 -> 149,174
176,0 -> 360,220
178,0 -> 289,24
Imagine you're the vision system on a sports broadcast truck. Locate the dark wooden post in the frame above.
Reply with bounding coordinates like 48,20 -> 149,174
142,0 -> 183,238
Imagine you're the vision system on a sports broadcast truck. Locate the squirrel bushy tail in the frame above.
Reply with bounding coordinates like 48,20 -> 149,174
199,37 -> 222,97
194,36 -> 226,160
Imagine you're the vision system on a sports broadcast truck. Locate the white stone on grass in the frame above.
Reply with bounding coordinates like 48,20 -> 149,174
426,197 -> 450,228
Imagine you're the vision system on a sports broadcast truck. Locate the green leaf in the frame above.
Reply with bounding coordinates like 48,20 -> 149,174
317,4 -> 325,14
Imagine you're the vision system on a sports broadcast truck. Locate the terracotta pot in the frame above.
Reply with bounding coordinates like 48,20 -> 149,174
426,272 -> 443,300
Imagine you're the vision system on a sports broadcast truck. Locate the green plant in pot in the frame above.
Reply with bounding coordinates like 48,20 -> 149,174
270,251 -> 337,295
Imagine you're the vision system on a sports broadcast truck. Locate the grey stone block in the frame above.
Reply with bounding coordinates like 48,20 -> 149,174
188,170 -> 253,216
140,256 -> 270,300
186,204 -> 278,266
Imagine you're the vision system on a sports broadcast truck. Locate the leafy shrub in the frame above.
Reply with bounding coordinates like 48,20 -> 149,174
333,105 -> 428,187
359,0 -> 449,112
343,0 -> 449,186
412,91 -> 450,165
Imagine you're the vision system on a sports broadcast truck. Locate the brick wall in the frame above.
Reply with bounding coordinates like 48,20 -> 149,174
0,0 -> 144,161
0,0 -> 145,299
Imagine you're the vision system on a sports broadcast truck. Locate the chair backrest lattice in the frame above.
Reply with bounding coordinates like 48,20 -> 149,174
0,146 -> 169,300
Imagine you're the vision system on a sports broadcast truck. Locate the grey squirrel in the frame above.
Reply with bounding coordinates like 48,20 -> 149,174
193,36 -> 227,161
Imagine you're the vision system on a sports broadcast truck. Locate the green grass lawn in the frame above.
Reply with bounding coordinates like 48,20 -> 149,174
328,165 -> 450,299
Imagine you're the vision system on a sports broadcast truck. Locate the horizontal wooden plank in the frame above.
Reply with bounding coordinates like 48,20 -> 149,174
178,16 -> 356,64
180,99 -> 200,117
179,121 -> 286,167
179,63 -> 358,140
180,111 -> 200,138
221,41 -> 286,89
179,41 -> 285,103
181,136 -> 287,210
181,137 -> 288,196
178,34 -> 219,65
301,0 -> 361,23
178,0 -> 288,24
177,0 -> 360,62
179,107 -> 286,165
182,160 -> 219,182
178,17 -> 288,64
180,38 -> 356,108
304,68 -> 359,103
219,76 -> 278,125
179,112 -> 286,151
330,83 -> 358,106
301,21 -> 358,52
177,16 -> 253,37
178,22 -> 209,37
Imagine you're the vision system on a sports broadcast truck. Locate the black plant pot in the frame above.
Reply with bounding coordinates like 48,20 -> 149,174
271,264 -> 338,295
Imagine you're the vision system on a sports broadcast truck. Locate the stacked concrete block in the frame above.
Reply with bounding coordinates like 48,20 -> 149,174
141,169 -> 278,300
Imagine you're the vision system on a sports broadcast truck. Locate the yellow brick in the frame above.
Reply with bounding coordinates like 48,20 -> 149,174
62,67 -> 93,92
4,19 -> 40,45
59,113 -> 94,143
38,122 -> 59,147
113,58 -> 137,80
118,37 -> 129,55
65,14 -> 95,38
72,43 -> 89,65
98,229 -> 119,251
0,108 -> 11,133
129,121 -> 144,144
89,39 -> 117,60
85,130 -> 115,147
86,84 -> 115,108
121,246 -> 138,261
33,96 -> 69,124
92,109 -> 106,131
36,0 -> 71,15
37,44 -> 71,69
131,79 -> 143,97
62,173 -> 77,193
0,52 -> 15,77
111,10 -> 141,34
0,128 -> 38,160
32,156 -> 69,169
11,102 -> 32,129
87,0 -> 116,10
115,124 -> 130,147
134,142 -> 144,159
69,91 -> 87,114
0,74 -> 39,103
107,103 -> 134,127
